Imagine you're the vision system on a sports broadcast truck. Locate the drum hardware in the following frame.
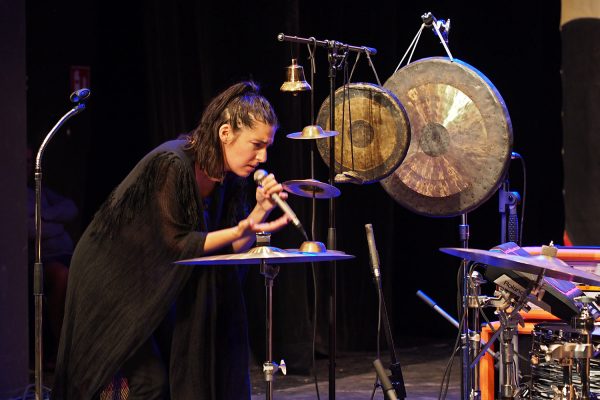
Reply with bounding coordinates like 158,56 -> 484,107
532,297 -> 597,400
441,246 -> 600,400
478,274 -> 546,400
177,232 -> 354,400
466,277 -> 540,400
278,32 -> 380,400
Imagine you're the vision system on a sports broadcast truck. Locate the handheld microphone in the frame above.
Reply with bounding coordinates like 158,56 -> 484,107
365,224 -> 381,281
70,88 -> 91,103
253,169 -> 307,240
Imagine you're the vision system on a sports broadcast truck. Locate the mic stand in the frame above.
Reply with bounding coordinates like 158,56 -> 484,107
34,96 -> 88,400
278,33 -> 376,400
371,265 -> 406,399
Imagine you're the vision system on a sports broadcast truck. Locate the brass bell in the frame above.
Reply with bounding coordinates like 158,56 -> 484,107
280,59 -> 311,93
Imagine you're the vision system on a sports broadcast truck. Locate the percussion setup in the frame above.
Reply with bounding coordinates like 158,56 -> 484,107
175,11 -> 600,400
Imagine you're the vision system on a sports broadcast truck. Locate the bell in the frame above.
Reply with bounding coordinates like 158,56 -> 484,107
280,59 -> 311,93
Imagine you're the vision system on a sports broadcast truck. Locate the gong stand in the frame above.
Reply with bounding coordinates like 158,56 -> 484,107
278,33 -> 376,400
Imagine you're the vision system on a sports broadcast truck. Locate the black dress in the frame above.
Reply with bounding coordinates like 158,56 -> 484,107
52,140 -> 251,399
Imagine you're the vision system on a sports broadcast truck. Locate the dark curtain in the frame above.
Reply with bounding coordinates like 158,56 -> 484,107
26,0 -> 564,368
561,2 -> 600,245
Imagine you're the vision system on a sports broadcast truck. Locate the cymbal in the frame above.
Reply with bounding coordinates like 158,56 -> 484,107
440,247 -> 600,286
316,83 -> 411,184
283,179 -> 341,199
176,245 -> 354,266
286,125 -> 339,140
382,57 -> 513,217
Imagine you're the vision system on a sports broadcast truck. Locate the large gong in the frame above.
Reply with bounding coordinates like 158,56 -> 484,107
315,83 -> 411,184
381,57 -> 513,217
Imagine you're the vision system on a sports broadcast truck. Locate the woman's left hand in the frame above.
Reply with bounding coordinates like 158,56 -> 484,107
255,173 -> 288,212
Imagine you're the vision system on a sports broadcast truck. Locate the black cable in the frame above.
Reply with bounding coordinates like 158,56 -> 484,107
369,280 -> 384,400
438,309 -> 465,400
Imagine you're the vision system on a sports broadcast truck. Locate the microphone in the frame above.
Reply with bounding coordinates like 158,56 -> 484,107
365,224 -> 381,281
253,169 -> 307,239
373,359 -> 399,400
70,88 -> 91,103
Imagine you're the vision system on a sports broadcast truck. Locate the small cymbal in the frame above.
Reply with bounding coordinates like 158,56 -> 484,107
283,179 -> 340,199
440,247 -> 600,286
176,245 -> 354,266
286,125 -> 339,140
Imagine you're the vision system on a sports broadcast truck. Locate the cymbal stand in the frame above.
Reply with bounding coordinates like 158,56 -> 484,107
277,33 -> 377,400
256,232 -> 287,400
257,233 -> 287,400
34,90 -> 89,400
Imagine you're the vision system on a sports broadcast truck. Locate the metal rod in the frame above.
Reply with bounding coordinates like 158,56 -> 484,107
266,270 -> 273,400
277,33 -> 377,55
327,47 -> 338,399
459,213 -> 471,400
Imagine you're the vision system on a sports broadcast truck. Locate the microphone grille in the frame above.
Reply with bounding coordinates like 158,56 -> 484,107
253,169 -> 267,184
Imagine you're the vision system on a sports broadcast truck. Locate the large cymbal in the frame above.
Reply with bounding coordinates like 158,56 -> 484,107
382,57 -> 513,217
176,245 -> 354,266
316,83 -> 411,184
440,247 -> 600,286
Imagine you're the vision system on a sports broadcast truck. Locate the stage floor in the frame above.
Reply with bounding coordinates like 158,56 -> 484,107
38,339 -> 461,399
250,341 -> 461,399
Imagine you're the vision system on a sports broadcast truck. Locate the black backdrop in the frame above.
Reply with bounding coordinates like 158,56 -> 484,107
26,0 -> 563,363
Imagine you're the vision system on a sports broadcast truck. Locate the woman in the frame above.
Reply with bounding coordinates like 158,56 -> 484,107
52,81 -> 289,399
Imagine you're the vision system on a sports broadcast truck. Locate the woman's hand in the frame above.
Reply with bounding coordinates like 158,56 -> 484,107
236,214 -> 290,238
255,173 -> 288,213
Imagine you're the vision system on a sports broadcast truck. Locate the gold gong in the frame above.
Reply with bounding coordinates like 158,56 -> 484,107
315,83 -> 411,184
381,57 -> 513,217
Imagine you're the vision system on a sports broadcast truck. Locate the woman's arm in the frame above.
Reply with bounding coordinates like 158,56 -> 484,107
205,172 -> 290,254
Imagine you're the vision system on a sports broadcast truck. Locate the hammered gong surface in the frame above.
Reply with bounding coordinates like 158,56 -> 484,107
382,57 -> 512,217
316,83 -> 411,184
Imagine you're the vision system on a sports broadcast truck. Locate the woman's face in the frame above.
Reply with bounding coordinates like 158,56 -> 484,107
220,119 -> 276,178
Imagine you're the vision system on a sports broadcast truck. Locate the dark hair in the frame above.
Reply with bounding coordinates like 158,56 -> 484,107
185,81 -> 278,180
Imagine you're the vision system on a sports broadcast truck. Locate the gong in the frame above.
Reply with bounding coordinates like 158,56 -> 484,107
381,57 -> 513,217
315,83 -> 411,184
